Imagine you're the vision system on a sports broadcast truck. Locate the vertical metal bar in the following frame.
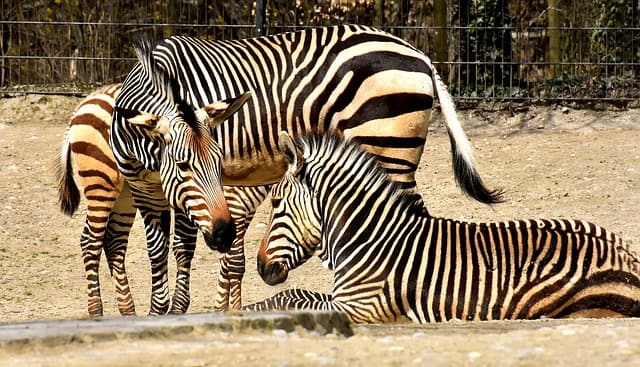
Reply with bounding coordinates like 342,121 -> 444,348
255,0 -> 267,37
375,0 -> 384,27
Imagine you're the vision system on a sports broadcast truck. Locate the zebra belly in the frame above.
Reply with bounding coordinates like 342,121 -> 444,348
221,152 -> 289,185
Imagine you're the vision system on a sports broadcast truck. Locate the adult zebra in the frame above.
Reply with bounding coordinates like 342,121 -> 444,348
247,132 -> 640,322
113,25 -> 502,312
57,43 -> 251,316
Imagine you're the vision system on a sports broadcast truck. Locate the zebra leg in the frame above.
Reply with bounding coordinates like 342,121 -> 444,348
139,207 -> 172,315
78,178 -> 126,317
213,234 -> 246,311
242,289 -> 334,312
102,182 -> 137,316
214,185 -> 270,311
169,209 -> 198,314
79,220 -> 106,317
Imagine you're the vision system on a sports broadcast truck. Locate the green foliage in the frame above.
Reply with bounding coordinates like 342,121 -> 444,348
591,0 -> 639,64
457,0 -> 514,98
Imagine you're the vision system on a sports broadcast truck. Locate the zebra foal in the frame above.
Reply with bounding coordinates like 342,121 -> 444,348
246,132 -> 640,323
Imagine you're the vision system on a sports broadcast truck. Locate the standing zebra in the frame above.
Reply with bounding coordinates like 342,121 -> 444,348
112,25 -> 502,312
247,132 -> 640,322
57,41 -> 251,316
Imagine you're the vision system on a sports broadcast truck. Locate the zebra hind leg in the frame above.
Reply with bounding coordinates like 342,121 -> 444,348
102,182 -> 137,316
103,213 -> 137,315
139,208 -> 172,315
79,222 -> 106,317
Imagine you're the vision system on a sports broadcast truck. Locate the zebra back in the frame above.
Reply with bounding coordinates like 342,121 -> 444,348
119,25 -> 501,203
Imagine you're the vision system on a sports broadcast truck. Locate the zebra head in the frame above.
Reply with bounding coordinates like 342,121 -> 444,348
115,39 -> 251,253
257,131 -> 323,286
157,93 -> 251,252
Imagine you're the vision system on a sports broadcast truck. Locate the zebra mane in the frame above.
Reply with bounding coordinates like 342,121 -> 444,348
297,133 -> 429,216
132,37 -> 200,133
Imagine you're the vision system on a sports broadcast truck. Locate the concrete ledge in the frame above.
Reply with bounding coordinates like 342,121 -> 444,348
0,311 -> 353,349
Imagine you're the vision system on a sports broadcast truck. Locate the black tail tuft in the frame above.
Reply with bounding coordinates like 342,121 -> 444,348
56,144 -> 81,216
451,137 -> 505,205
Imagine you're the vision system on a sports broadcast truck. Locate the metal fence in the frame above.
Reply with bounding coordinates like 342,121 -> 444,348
2,0 -> 639,105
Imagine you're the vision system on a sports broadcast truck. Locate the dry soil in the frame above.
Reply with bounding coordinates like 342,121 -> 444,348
0,95 -> 639,366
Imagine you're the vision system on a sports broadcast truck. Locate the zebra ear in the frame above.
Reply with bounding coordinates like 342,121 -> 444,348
278,131 -> 300,174
197,91 -> 252,129
118,107 -> 171,141
119,108 -> 170,136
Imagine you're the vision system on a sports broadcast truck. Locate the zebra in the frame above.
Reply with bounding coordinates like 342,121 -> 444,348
112,24 -> 502,312
245,132 -> 640,323
57,42 -> 251,316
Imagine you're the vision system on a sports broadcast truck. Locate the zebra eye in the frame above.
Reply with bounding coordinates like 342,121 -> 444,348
176,160 -> 190,171
271,196 -> 282,207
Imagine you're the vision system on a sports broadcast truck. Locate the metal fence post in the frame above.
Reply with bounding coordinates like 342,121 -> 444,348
255,0 -> 266,37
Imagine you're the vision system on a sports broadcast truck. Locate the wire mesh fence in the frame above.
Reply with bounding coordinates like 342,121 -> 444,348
1,0 -> 639,105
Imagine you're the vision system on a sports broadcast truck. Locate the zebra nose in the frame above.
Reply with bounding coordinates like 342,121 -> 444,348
257,249 -> 288,286
203,219 -> 235,253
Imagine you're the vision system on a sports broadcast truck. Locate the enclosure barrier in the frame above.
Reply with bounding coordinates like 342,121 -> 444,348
1,0 -> 638,105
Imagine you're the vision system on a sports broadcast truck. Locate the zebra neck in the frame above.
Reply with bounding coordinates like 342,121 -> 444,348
322,184 -> 425,274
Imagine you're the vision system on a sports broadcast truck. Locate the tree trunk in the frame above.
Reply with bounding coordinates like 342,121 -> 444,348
548,0 -> 562,79
434,0 -> 448,75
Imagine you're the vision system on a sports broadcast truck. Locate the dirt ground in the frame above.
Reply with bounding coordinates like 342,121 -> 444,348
0,95 -> 639,366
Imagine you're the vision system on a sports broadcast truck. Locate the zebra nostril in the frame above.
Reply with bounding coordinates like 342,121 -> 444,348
203,219 -> 235,253
259,260 -> 288,286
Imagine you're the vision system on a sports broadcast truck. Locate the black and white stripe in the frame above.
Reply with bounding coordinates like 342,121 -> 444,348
248,133 -> 640,323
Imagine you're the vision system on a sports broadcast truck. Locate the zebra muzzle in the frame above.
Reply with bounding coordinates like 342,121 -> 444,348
203,218 -> 235,253
257,250 -> 288,286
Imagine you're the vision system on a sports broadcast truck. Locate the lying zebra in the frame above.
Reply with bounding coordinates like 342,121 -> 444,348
244,132 -> 640,323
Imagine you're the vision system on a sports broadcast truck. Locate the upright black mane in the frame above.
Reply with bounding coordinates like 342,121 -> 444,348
132,37 -> 201,134
296,133 -> 429,216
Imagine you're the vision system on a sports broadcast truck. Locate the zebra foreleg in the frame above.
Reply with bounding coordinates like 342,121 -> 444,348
214,185 -> 270,311
139,208 -> 172,315
213,205 -> 252,311
214,233 -> 246,311
169,210 -> 198,314
242,289 -> 334,312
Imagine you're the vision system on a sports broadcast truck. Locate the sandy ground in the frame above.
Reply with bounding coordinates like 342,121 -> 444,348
0,95 -> 639,365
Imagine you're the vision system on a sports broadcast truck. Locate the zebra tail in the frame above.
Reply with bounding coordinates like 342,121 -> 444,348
430,65 -> 504,204
56,134 -> 81,216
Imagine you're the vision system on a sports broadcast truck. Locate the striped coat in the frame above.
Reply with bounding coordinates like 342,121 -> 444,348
248,133 -> 640,323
